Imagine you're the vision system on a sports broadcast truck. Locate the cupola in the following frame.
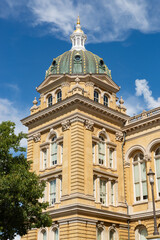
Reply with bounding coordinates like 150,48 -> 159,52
70,16 -> 87,51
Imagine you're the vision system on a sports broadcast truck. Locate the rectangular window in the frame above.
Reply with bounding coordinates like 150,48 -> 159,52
94,91 -> 99,102
109,149 -> 114,168
48,96 -> 52,107
60,143 -> 63,164
92,143 -> 95,163
57,91 -> 62,102
103,95 -> 108,106
111,182 -> 114,205
93,177 -> 96,198
156,158 -> 160,197
43,149 -> 47,169
50,179 -> 56,205
100,179 -> 107,205
60,178 -> 62,198
141,162 -> 148,200
98,142 -> 105,165
51,142 -> 57,166
134,164 -> 141,201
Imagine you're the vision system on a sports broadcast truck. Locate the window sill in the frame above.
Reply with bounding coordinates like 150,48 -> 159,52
93,164 -> 117,171
40,164 -> 62,172
132,200 -> 148,206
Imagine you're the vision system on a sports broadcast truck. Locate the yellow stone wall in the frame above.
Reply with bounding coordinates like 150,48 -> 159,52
22,74 -> 160,240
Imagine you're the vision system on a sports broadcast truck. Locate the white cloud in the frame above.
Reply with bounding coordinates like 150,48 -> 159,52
0,98 -> 28,148
1,0 -> 160,43
135,79 -> 160,109
124,79 -> 160,116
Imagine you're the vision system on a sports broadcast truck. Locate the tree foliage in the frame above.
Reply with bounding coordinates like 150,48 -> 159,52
0,121 -> 52,240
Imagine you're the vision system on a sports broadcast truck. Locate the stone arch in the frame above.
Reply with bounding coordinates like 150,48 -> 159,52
94,86 -> 102,94
38,227 -> 48,240
49,225 -> 59,240
108,226 -> 119,240
46,128 -> 58,142
146,138 -> 160,157
44,91 -> 54,103
97,128 -> 110,141
125,145 -> 146,165
134,224 -> 148,240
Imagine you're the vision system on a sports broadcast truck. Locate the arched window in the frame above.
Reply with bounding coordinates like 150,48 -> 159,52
42,230 -> 47,240
139,228 -> 147,240
135,226 -> 148,240
57,90 -> 62,102
109,229 -> 116,240
48,95 -> 52,107
98,135 -> 106,165
51,136 -> 57,166
50,227 -> 59,240
133,153 -> 148,202
94,90 -> 99,102
155,147 -> 160,197
103,94 -> 108,106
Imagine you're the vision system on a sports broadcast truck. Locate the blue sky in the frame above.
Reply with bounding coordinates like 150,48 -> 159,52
0,0 -> 160,141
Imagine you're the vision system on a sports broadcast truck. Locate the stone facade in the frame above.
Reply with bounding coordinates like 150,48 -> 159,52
21,19 -> 160,240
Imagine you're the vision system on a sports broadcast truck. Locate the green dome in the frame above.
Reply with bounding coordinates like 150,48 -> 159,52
45,50 -> 112,79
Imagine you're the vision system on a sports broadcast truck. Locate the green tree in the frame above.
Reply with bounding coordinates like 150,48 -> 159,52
0,121 -> 52,240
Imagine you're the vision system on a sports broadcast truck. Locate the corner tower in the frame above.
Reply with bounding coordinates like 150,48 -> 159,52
22,18 -> 130,240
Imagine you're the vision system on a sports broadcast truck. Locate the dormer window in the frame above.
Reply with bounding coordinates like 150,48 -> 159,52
52,59 -> 57,67
94,90 -> 99,103
99,59 -> 104,66
48,95 -> 52,107
75,54 -> 81,61
57,90 -> 62,102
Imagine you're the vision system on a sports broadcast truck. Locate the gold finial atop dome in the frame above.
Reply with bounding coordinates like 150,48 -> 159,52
77,16 -> 80,25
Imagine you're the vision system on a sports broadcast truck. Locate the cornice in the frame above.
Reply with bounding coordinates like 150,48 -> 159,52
130,209 -> 160,221
123,107 -> 160,133
27,112 -> 122,140
21,94 -> 129,127
39,167 -> 62,179
37,74 -> 120,94
48,203 -> 129,221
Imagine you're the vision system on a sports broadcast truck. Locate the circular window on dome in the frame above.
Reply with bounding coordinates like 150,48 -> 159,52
75,54 -> 81,61
99,59 -> 104,66
52,59 -> 57,66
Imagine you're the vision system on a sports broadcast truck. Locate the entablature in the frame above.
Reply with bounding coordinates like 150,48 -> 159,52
22,93 -> 129,127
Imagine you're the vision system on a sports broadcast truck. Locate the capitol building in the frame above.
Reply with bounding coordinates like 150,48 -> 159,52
21,17 -> 160,240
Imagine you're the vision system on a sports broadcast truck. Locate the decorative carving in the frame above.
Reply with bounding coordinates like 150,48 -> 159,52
61,120 -> 70,131
33,132 -> 41,142
144,154 -> 151,162
61,82 -> 70,87
84,119 -> 94,131
124,161 -> 130,167
85,82 -> 94,87
115,131 -> 123,142
97,222 -> 104,231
